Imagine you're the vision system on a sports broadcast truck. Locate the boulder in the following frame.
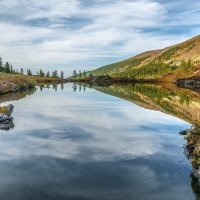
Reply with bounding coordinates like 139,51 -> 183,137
7,104 -> 14,116
0,115 -> 13,123
0,104 -> 14,131
0,120 -> 14,131
0,81 -> 18,94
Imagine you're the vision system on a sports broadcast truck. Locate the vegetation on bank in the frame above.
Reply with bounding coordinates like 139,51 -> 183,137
0,73 -> 36,93
0,106 -> 8,115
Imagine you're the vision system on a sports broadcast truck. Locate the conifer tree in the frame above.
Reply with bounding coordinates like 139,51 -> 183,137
0,58 -> 3,72
27,69 -> 32,75
79,70 -> 82,78
52,70 -> 58,78
20,68 -> 24,74
39,69 -> 45,77
5,62 -> 10,73
61,71 -> 64,79
46,71 -> 50,77
72,70 -> 77,78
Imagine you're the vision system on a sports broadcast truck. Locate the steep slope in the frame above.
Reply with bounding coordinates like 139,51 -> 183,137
88,35 -> 200,82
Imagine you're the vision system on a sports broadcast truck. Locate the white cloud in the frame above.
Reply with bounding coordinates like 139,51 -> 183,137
0,0 -> 199,74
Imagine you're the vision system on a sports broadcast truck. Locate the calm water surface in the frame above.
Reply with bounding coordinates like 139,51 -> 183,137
0,83 -> 197,200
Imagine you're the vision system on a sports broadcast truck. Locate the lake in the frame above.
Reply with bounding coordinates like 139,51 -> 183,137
0,83 -> 199,200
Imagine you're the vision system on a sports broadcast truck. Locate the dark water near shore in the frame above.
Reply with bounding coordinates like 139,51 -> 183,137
0,83 -> 199,200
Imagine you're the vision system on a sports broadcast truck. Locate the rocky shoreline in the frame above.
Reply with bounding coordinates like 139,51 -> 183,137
0,80 -> 36,94
177,77 -> 200,91
183,126 -> 200,182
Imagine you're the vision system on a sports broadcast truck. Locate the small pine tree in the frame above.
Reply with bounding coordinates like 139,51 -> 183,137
46,71 -> 50,77
54,70 -> 58,77
61,71 -> 64,79
83,70 -> 86,77
20,68 -> 24,74
39,69 -> 45,77
79,70 -> 82,78
0,58 -> 3,71
52,70 -> 58,78
72,70 -> 77,78
27,69 -> 32,75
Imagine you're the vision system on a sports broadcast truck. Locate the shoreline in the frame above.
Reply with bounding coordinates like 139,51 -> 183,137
66,75 -> 200,90
0,73 -> 65,95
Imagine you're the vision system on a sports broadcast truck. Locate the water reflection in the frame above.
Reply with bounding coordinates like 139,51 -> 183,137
0,83 -> 199,199
92,83 -> 200,126
38,84 -> 65,92
0,87 -> 36,104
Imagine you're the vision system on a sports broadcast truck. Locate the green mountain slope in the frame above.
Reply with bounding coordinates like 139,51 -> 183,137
88,35 -> 200,81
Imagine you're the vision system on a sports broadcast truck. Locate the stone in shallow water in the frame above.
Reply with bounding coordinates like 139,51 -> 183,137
0,104 -> 14,131
0,120 -> 14,130
0,115 -> 13,123
7,104 -> 14,116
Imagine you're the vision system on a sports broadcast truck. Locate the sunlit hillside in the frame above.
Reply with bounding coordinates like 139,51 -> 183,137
88,35 -> 200,81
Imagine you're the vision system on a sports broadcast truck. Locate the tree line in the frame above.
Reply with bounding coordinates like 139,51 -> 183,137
72,70 -> 94,79
0,58 -> 18,74
0,57 -> 64,79
72,70 -> 86,78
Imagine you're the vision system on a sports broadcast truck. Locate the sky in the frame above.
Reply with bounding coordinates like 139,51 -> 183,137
0,0 -> 200,75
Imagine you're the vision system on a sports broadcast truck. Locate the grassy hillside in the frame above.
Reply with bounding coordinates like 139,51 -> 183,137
88,35 -> 200,82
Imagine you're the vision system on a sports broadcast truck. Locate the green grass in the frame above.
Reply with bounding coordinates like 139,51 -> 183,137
0,106 -> 8,114
87,56 -> 148,77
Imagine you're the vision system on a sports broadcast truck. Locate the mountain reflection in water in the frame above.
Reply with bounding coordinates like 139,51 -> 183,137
0,83 -> 199,200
